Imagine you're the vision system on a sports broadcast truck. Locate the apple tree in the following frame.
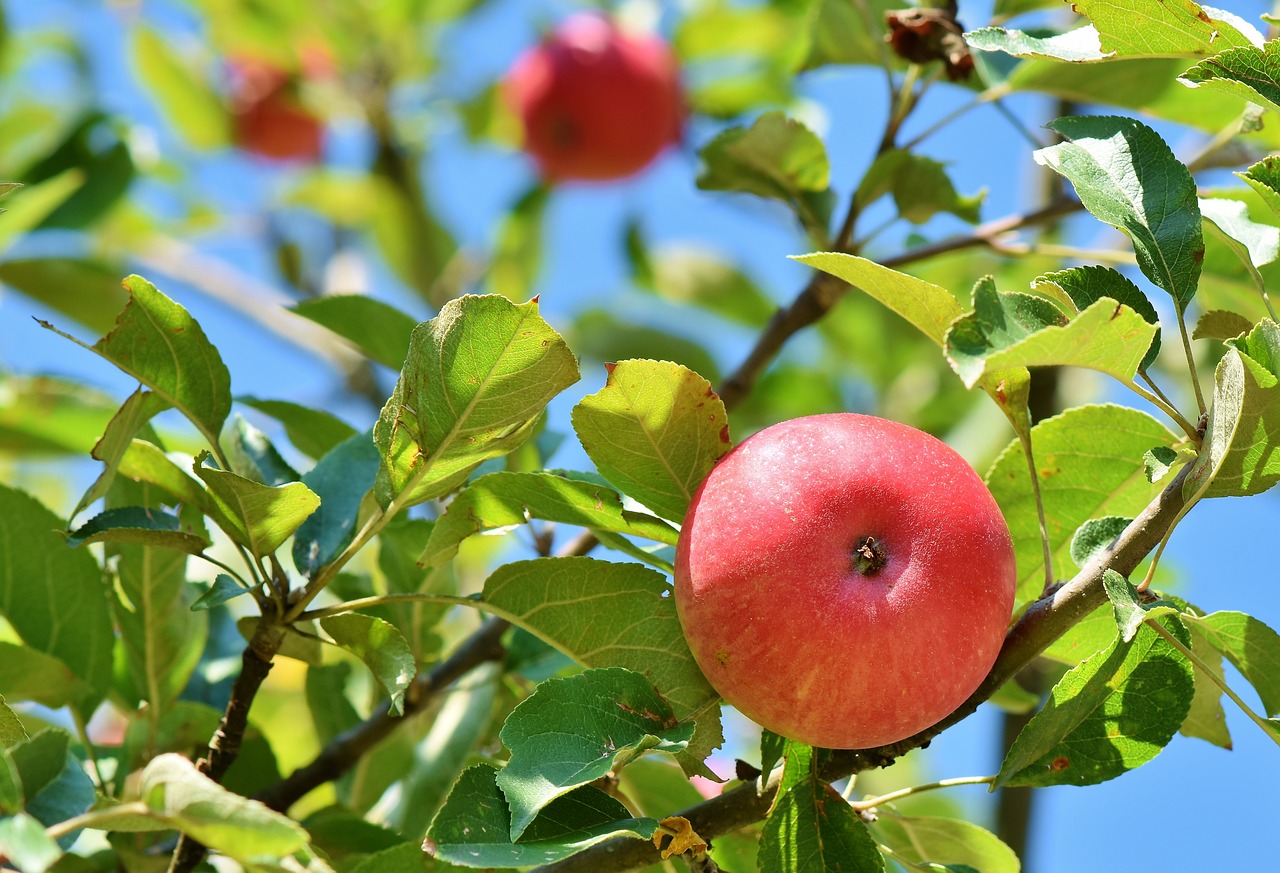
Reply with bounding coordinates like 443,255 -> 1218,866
1,1 -> 1279,872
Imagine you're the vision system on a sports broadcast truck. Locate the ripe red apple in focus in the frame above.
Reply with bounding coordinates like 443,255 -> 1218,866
503,13 -> 683,182
675,413 -> 1016,749
228,56 -> 324,162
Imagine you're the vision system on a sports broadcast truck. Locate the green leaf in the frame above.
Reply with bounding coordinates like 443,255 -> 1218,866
479,558 -> 716,723
1237,156 -> 1280,219
1184,319 -> 1280,497
39,275 -> 232,448
237,397 -> 358,460
320,613 -> 416,716
1180,621 -> 1233,749
1069,516 -> 1133,569
418,471 -> 678,569
997,617 -> 1193,788
947,290 -> 1156,389
0,750 -> 21,815
226,416 -> 299,487
696,111 -> 830,232
1102,569 -> 1183,643
426,765 -> 656,868
22,112 -> 135,230
1043,606 -> 1121,667
761,730 -> 787,784
107,485 -> 207,714
131,25 -> 229,149
759,746 -> 883,873
498,667 -> 692,840
985,404 -> 1175,606
1074,0 -> 1260,57
569,310 -> 722,385
9,729 -> 95,847
966,25 -> 1108,62
71,388 -> 171,518
855,149 -> 984,225
793,253 -> 964,346
571,360 -> 731,523
0,374 -> 118,456
1185,611 -> 1280,717
1035,116 -> 1203,311
1003,54 -> 1262,138
194,453 -> 321,558
1200,197 -> 1280,301
65,506 -> 210,554
1031,265 -> 1162,369
392,661 -> 499,838
0,812 -> 62,873
374,294 -> 580,508
989,678 -> 1042,716
0,257 -> 131,338
614,757 -> 705,820
348,843 -> 441,873
115,439 -> 214,510
139,753 -> 309,862
1179,40 -> 1280,113
874,815 -> 1019,873
293,431 -> 379,576
1142,445 -> 1191,483
1193,309 -> 1254,341
489,184 -> 549,302
635,243 -> 777,328
191,574 -> 250,611
0,171 -> 84,256
0,485 -> 114,713
291,296 -> 418,370
0,645 -> 84,709
0,696 -> 25,749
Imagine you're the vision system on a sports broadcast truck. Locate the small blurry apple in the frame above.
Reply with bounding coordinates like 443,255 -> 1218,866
503,13 -> 683,182
228,56 -> 324,163
675,413 -> 1016,750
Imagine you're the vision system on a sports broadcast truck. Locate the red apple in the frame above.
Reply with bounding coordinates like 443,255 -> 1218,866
675,413 -> 1016,749
503,13 -> 683,182
228,56 -> 324,162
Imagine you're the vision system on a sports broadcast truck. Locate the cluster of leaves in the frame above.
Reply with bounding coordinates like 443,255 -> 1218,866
5,1 -> 1280,872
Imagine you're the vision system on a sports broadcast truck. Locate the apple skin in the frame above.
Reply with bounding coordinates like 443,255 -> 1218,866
503,13 -> 683,183
675,413 -> 1016,749
229,57 -> 324,163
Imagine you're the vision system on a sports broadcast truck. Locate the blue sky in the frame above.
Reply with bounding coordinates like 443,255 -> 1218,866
2,2 -> 1278,871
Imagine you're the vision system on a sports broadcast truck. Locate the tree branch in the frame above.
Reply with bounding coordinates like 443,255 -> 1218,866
716,198 -> 1082,410
529,465 -> 1192,873
168,619 -> 286,873
256,616 -> 510,812
256,527 -> 602,811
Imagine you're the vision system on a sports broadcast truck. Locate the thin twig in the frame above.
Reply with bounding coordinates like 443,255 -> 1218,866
716,197 -> 1082,411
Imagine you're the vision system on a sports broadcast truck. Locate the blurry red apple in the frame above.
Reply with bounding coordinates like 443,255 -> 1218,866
228,56 -> 324,162
503,13 -> 683,182
675,413 -> 1016,749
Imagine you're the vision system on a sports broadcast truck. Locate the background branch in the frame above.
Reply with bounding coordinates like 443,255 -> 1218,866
256,617 -> 509,812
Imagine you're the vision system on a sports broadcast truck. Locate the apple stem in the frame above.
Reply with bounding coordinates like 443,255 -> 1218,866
852,536 -> 887,576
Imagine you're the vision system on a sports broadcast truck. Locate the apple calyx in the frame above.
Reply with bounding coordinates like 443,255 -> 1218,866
852,536 -> 886,576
